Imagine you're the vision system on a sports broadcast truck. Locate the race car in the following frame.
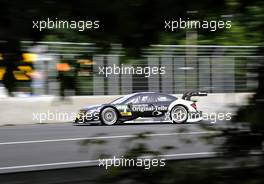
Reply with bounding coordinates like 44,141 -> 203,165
74,91 -> 207,125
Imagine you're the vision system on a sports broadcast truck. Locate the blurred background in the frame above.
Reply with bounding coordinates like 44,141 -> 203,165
0,0 -> 263,97
1,0 -> 264,183
0,42 -> 260,96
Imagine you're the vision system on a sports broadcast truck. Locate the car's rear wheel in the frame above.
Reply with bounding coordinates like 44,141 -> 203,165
170,105 -> 188,123
100,107 -> 118,125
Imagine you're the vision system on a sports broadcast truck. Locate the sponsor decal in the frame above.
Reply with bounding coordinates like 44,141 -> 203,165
120,112 -> 132,116
115,105 -> 132,116
131,104 -> 168,113
152,110 -> 162,116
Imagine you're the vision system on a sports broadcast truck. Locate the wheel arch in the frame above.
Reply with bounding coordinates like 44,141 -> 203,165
168,99 -> 190,112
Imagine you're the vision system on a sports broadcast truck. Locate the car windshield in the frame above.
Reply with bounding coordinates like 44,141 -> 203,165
110,94 -> 135,104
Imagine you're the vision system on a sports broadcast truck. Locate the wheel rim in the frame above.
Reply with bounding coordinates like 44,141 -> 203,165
171,106 -> 188,123
101,108 -> 117,125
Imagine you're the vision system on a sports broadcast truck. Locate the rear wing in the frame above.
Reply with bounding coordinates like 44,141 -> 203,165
182,91 -> 208,101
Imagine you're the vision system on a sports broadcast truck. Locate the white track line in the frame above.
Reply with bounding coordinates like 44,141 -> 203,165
0,160 -> 98,171
0,131 -> 219,145
0,152 -> 218,171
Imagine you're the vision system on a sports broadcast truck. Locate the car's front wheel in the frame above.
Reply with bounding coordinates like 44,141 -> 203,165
170,105 -> 188,123
100,107 -> 118,125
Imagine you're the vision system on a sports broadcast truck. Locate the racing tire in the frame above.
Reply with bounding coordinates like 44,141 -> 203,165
100,107 -> 119,125
170,105 -> 188,124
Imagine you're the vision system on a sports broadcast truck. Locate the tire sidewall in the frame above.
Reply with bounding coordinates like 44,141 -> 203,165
100,107 -> 118,125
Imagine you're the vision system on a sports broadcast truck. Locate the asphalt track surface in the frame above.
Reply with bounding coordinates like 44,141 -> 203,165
0,121 -> 222,173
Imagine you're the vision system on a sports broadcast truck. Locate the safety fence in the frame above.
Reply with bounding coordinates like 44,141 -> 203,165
11,42 -> 262,95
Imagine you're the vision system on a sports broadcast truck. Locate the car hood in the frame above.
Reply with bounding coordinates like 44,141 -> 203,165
82,104 -> 105,111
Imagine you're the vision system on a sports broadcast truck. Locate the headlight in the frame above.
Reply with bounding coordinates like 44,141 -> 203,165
79,109 -> 87,113
77,110 -> 86,118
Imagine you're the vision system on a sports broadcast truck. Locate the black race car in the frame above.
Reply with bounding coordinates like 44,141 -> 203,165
74,91 -> 207,125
